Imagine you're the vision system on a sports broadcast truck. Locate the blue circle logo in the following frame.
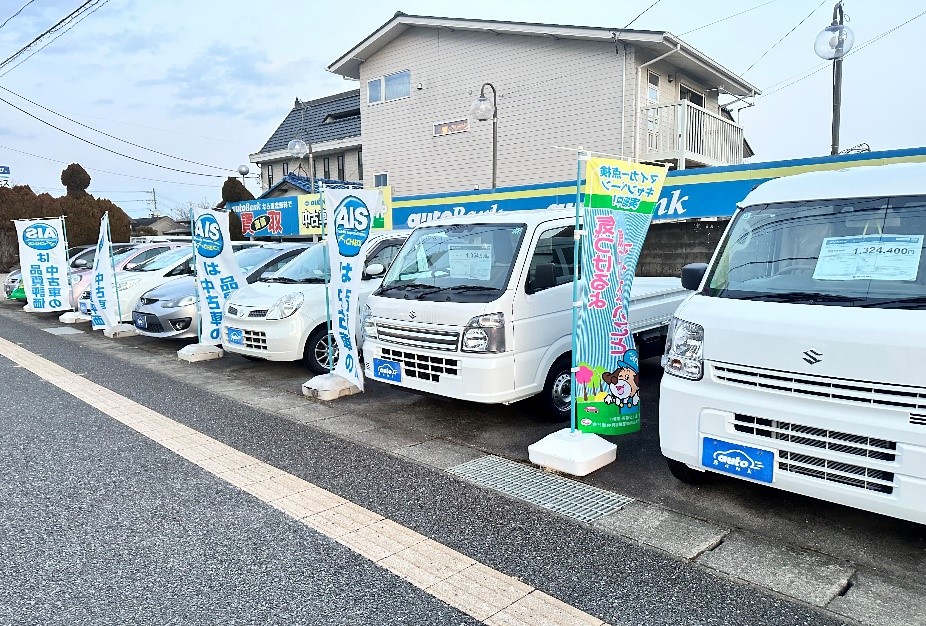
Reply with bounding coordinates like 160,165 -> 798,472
333,196 -> 371,258
22,223 -> 59,250
193,214 -> 223,258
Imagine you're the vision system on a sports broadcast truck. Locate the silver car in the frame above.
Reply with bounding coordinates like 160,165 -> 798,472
132,242 -> 310,339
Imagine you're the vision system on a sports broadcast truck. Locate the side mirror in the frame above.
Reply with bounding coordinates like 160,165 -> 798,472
73,259 -> 89,268
529,263 -> 557,293
124,262 -> 138,271
364,263 -> 386,279
681,263 -> 708,291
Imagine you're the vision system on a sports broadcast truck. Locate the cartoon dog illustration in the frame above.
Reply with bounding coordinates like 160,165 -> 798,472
602,349 -> 640,409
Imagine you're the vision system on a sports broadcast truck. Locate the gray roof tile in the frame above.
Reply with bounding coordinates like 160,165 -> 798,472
259,89 -> 360,154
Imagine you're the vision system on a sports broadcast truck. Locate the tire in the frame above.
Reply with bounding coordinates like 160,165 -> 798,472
304,326 -> 338,375
539,357 -> 571,422
665,457 -> 714,485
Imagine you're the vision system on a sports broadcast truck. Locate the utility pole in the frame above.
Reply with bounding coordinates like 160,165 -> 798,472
144,188 -> 159,216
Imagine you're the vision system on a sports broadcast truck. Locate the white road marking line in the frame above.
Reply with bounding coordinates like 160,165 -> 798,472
0,336 -> 608,626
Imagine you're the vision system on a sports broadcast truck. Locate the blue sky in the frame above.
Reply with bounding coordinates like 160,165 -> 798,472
0,0 -> 922,217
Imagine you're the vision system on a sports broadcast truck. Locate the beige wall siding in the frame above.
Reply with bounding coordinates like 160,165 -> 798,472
359,29 -> 634,196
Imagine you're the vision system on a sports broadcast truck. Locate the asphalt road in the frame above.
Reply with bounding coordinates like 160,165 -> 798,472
0,304 -> 845,625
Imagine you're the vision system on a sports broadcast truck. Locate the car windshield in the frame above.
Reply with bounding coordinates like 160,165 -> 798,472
378,223 -> 525,302
128,246 -> 191,272
263,244 -> 328,283
234,246 -> 283,274
705,195 -> 926,308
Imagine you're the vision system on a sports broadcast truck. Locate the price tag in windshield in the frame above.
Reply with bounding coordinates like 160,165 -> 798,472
449,244 -> 492,281
813,234 -> 924,281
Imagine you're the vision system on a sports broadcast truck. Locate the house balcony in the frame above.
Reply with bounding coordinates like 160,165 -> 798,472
641,100 -> 745,168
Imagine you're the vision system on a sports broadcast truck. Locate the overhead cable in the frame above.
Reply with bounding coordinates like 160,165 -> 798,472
0,0 -> 37,32
623,0 -> 663,29
682,0 -> 780,36
0,0 -> 100,71
742,0 -> 828,75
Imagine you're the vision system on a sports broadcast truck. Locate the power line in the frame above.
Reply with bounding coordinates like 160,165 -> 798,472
0,94 -> 227,177
760,8 -> 926,98
0,143 -> 224,187
0,0 -> 36,32
623,0 -> 663,29
0,0 -> 99,71
682,0 -> 780,36
742,0 -> 828,75
0,0 -> 111,78
0,85 -> 230,170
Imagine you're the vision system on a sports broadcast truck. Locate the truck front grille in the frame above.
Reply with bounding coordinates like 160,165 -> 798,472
733,415 -> 897,462
381,348 -> 458,383
778,450 -> 894,494
377,323 -> 460,352
714,363 -> 926,412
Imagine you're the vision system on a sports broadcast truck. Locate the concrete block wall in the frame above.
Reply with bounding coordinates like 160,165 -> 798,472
637,219 -> 730,277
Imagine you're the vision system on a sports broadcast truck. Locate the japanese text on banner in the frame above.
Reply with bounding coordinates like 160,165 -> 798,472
13,217 -> 70,313
192,207 -> 246,344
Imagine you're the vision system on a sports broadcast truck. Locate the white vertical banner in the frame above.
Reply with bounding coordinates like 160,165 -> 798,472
192,206 -> 246,344
13,217 -> 71,312
324,188 -> 386,390
90,212 -> 120,330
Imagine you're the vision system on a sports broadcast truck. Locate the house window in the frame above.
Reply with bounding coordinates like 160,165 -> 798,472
680,84 -> 705,108
367,70 -> 410,104
323,157 -> 331,179
282,162 -> 289,176
337,154 -> 345,180
357,149 -> 363,180
374,172 -> 388,188
267,164 -> 274,187
648,72 -> 660,103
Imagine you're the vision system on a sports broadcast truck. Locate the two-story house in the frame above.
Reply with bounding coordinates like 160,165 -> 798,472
327,13 -> 759,196
249,89 -> 363,194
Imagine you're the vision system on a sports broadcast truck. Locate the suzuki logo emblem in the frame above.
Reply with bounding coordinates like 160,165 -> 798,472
408,310 -> 417,320
802,349 -> 823,365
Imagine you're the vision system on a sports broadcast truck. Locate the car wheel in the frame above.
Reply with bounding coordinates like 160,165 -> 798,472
305,326 -> 338,375
539,357 -> 571,422
665,457 -> 714,485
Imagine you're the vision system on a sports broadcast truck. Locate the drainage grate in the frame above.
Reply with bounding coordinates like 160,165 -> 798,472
447,455 -> 633,523
41,327 -> 84,335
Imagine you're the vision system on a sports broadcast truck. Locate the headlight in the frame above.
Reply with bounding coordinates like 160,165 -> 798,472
266,292 -> 304,320
662,317 -> 704,380
163,294 -> 197,309
116,277 -> 141,291
361,303 -> 376,340
462,312 -> 505,353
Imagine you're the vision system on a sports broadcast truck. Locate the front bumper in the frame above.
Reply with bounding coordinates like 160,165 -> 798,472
220,313 -> 309,361
362,338 -> 520,404
132,301 -> 197,339
659,363 -> 926,525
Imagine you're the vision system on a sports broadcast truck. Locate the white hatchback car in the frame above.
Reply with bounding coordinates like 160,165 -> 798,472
221,232 -> 408,373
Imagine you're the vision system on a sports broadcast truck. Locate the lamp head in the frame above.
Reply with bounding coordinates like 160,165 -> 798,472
814,23 -> 854,60
287,139 -> 309,158
237,165 -> 250,176
470,94 -> 495,121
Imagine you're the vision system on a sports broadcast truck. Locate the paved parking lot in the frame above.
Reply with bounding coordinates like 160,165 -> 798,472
2,294 -> 924,625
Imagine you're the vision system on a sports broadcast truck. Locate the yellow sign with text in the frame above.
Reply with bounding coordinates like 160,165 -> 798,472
298,187 -> 393,236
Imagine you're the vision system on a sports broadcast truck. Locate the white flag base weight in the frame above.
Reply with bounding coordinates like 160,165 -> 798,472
59,312 -> 91,324
22,304 -> 35,312
528,428 -> 617,476
177,343 -> 224,363
103,323 -> 137,338
302,373 -> 361,401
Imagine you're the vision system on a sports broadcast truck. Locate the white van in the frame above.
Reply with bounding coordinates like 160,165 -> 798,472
361,209 -> 690,420
660,163 -> 926,524
221,232 -> 408,372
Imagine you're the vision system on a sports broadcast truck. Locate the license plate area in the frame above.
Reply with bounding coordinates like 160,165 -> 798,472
133,312 -> 147,329
701,436 -> 775,483
372,358 -> 402,383
226,327 -> 244,345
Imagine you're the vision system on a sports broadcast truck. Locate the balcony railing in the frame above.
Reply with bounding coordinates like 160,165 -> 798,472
641,100 -> 744,167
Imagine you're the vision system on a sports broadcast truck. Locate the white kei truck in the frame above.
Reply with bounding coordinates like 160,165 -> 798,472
660,162 -> 926,525
361,208 -> 690,420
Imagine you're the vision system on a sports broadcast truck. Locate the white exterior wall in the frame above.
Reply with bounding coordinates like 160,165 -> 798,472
359,29 -> 635,196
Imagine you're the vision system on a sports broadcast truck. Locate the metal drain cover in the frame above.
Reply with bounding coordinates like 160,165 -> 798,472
448,455 -> 633,523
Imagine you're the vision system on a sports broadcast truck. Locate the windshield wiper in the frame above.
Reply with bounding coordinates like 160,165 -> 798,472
859,295 -> 926,309
262,276 -> 299,284
379,282 -> 436,293
735,291 -> 863,304
415,285 -> 501,299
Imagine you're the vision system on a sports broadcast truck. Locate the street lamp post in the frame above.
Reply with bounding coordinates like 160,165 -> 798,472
237,164 -> 249,186
814,1 -> 855,156
470,82 -> 498,189
288,99 -> 316,193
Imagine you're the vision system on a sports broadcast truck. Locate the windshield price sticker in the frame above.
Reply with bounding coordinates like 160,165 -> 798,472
813,234 -> 923,281
449,244 -> 492,280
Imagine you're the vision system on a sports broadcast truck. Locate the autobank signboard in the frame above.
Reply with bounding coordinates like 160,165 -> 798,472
227,196 -> 300,236
391,147 -> 926,228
